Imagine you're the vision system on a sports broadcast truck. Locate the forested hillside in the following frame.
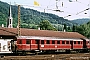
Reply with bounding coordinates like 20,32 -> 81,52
0,1 -> 74,28
71,18 -> 90,25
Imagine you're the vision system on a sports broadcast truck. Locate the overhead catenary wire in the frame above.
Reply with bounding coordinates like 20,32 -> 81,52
76,8 -> 90,15
8,0 -> 90,20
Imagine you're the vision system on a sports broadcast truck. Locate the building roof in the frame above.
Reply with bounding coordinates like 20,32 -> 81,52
0,27 -> 86,39
0,28 -> 16,36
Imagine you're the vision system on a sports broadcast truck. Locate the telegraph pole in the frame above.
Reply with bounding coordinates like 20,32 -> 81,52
18,5 -> 21,36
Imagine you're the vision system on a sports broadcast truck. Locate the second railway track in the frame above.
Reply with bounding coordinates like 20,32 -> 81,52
0,53 -> 90,60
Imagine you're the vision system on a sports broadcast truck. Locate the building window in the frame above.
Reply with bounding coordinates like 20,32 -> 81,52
46,40 -> 50,44
26,40 -> 30,44
52,40 -> 55,44
10,19 -> 11,24
74,41 -> 76,44
19,40 -> 22,44
3,45 -> 6,50
78,41 -> 80,44
62,41 -> 65,44
66,41 -> 69,44
41,40 -> 44,44
57,41 -> 60,44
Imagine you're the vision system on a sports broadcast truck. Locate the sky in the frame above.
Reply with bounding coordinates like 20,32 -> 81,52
1,0 -> 90,20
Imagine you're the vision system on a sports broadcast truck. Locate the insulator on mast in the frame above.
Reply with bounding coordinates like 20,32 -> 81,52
62,2 -> 63,7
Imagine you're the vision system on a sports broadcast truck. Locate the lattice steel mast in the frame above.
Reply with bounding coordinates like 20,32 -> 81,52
18,5 -> 21,36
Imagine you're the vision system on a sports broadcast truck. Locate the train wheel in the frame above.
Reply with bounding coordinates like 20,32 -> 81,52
66,50 -> 70,53
22,52 -> 26,56
35,52 -> 38,55
76,50 -> 79,53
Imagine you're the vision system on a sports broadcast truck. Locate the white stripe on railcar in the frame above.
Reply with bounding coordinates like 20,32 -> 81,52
17,36 -> 83,41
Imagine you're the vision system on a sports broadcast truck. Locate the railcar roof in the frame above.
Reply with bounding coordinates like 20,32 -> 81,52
0,27 -> 86,39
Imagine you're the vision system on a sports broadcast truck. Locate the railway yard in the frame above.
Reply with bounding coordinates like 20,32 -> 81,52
0,53 -> 90,60
0,28 -> 90,60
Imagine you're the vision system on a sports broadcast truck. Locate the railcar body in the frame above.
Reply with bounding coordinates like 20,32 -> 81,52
13,36 -> 90,54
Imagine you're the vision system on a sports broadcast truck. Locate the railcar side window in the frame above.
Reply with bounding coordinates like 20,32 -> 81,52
35,40 -> 38,44
66,41 -> 69,44
41,40 -> 44,44
57,41 -> 60,44
78,41 -> 80,44
46,40 -> 50,44
81,41 -> 82,44
26,40 -> 30,44
74,41 -> 76,44
62,41 -> 65,44
52,40 -> 55,44
19,40 -> 22,44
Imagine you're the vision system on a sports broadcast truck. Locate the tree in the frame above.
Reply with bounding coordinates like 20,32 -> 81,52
67,26 -> 72,32
63,24 -> 67,31
76,22 -> 90,38
72,25 -> 76,32
39,20 -> 57,31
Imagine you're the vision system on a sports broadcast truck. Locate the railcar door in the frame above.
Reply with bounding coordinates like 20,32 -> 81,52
70,41 -> 73,49
80,38 -> 87,48
83,40 -> 86,48
35,40 -> 40,50
26,39 -> 31,50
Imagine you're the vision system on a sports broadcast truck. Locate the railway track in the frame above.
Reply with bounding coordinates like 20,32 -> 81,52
0,53 -> 90,60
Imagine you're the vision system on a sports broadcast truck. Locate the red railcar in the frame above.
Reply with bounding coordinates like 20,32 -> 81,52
14,36 -> 90,54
